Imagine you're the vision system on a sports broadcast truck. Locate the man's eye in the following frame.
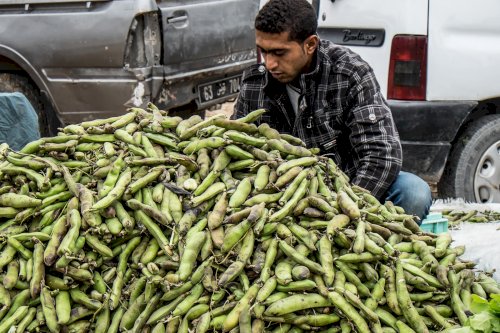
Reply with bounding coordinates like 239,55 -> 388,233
274,50 -> 285,56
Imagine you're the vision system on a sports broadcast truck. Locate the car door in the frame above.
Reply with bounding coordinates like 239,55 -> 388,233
157,0 -> 259,107
0,0 -> 151,123
158,0 -> 258,76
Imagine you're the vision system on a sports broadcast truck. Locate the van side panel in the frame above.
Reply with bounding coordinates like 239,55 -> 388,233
316,0 -> 428,97
427,0 -> 500,101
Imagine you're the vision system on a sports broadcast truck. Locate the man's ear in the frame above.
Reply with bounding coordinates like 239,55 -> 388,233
304,35 -> 319,55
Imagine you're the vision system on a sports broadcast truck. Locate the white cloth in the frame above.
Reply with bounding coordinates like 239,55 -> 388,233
449,222 -> 500,282
430,199 -> 500,282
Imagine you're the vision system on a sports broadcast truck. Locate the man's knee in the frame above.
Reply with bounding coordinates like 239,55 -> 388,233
385,171 -> 432,221
404,173 -> 432,203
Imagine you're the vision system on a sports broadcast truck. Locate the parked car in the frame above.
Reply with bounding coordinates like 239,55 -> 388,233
260,0 -> 500,203
0,0 -> 259,136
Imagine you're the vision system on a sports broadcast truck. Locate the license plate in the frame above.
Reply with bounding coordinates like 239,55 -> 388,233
198,75 -> 241,104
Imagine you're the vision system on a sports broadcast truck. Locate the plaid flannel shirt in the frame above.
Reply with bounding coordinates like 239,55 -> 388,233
232,39 -> 402,199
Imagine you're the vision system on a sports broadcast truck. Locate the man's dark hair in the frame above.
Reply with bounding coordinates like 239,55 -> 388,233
255,0 -> 317,43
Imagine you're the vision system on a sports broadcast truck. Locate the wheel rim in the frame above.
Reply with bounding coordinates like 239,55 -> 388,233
474,140 -> 500,202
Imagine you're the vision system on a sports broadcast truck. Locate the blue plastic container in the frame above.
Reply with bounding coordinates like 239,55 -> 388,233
420,212 -> 448,234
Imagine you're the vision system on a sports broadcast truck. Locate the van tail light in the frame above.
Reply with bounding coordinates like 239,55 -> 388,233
388,35 -> 427,100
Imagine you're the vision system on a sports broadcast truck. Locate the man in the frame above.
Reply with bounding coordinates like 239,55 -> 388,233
232,0 -> 432,220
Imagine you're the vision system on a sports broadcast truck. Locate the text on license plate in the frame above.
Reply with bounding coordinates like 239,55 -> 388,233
198,76 -> 241,103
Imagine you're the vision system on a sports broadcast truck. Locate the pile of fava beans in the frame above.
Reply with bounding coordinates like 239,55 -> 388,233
0,105 -> 498,333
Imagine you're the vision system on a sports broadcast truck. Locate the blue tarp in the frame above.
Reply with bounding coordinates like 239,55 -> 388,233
0,92 -> 40,151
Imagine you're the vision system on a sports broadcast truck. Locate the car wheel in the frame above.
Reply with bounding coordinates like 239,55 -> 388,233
439,114 -> 500,202
0,73 -> 59,136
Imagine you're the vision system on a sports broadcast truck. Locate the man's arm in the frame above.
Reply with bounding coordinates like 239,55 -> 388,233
230,92 -> 250,120
346,67 -> 402,199
231,65 -> 264,120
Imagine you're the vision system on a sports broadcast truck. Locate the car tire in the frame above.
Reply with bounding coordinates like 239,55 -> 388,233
0,73 -> 59,137
439,114 -> 500,202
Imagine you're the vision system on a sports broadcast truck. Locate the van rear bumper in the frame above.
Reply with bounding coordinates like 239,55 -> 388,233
388,100 -> 477,183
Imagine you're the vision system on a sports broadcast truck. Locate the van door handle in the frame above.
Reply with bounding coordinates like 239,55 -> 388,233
167,15 -> 188,24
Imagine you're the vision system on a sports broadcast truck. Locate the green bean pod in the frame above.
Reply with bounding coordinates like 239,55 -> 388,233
328,291 -> 370,332
276,156 -> 318,176
236,108 -> 266,123
213,117 -> 259,135
183,137 -> 226,155
260,239 -> 278,282
279,169 -> 309,205
222,219 -> 252,253
267,138 -> 312,157
223,283 -> 260,332
3,260 -> 19,290
28,240 -> 44,299
224,130 -> 266,147
92,168 -> 132,210
57,209 -> 82,256
54,290 -> 71,325
110,236 -> 141,310
6,237 -> 32,261
130,293 -> 161,333
0,305 -> 28,333
40,287 -> 59,333
191,182 -> 226,207
253,164 -> 270,192
229,178 -> 252,208
0,193 -> 41,208
434,232 -> 452,258
226,144 -> 255,160
279,241 -> 324,274
208,192 -> 228,230
318,235 -> 335,286
126,166 -> 164,197
395,267 -> 429,332
269,178 -> 308,222
140,206 -> 175,249
178,231 -> 206,281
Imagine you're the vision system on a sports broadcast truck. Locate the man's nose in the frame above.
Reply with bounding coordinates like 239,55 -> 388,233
264,54 -> 278,70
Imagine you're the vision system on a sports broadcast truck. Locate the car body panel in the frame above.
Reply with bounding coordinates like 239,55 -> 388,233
0,0 -> 258,125
427,0 -> 500,100
389,100 -> 477,182
316,0 -> 428,98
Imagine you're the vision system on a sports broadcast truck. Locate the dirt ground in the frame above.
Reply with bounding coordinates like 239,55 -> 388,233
205,101 -> 235,118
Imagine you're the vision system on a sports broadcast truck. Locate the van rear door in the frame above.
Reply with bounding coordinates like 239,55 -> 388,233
316,0 -> 427,97
427,0 -> 500,101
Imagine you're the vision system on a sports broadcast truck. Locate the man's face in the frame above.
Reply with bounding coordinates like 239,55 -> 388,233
256,30 -> 318,83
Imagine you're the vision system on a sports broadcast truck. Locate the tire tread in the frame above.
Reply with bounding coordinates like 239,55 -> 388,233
439,114 -> 500,201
